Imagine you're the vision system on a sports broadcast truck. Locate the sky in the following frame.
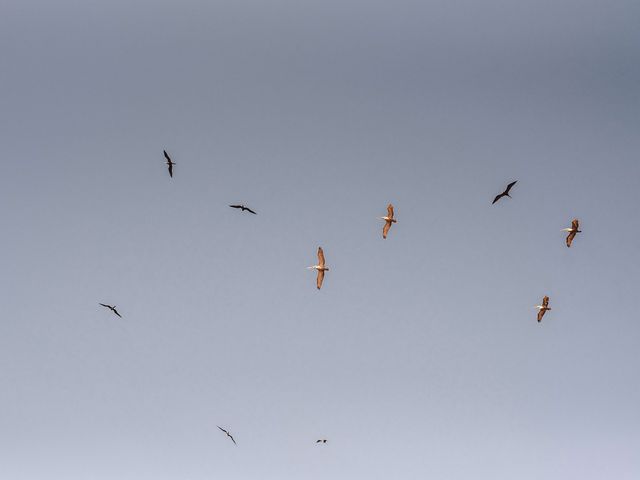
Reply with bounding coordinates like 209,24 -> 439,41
1,0 -> 640,478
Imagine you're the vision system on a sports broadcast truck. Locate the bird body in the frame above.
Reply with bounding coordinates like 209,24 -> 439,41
380,204 -> 397,239
492,180 -> 518,204
536,296 -> 551,322
99,303 -> 122,318
307,247 -> 329,289
229,204 -> 257,215
562,219 -> 581,247
163,150 -> 175,178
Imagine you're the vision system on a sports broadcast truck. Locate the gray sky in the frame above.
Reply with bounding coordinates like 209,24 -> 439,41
2,1 -> 639,479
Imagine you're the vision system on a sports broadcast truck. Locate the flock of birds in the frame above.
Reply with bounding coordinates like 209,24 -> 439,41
96,157 -> 583,445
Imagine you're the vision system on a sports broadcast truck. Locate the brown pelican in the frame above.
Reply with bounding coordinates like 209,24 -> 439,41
316,439 -> 328,444
307,247 -> 329,290
562,219 -> 581,247
163,150 -> 175,178
99,303 -> 122,318
229,204 -> 257,215
536,296 -> 551,322
217,426 -> 237,445
380,203 -> 397,239
492,180 -> 518,204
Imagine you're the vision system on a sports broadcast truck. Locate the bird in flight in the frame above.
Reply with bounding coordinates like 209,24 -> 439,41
536,296 -> 551,322
217,426 -> 237,445
380,203 -> 397,239
99,303 -> 122,318
229,204 -> 257,215
316,439 -> 328,444
492,180 -> 518,204
562,219 -> 581,247
307,247 -> 329,290
163,150 -> 175,178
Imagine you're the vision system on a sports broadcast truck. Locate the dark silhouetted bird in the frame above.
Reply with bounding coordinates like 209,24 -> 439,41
217,426 -> 237,445
99,303 -> 122,318
163,150 -> 175,178
229,204 -> 257,215
492,181 -> 517,204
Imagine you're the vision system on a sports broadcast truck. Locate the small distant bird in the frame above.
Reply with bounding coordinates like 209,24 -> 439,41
229,204 -> 257,215
99,303 -> 122,318
307,247 -> 329,290
562,219 -> 581,247
492,180 -> 518,204
217,426 -> 237,445
380,203 -> 397,239
536,296 -> 551,322
163,150 -> 175,178
316,439 -> 328,444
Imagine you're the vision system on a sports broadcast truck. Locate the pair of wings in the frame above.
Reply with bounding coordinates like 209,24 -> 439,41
537,296 -> 550,322
566,219 -> 579,247
316,247 -> 325,289
163,150 -> 174,177
492,181 -> 517,204
383,204 -> 394,239
217,426 -> 236,445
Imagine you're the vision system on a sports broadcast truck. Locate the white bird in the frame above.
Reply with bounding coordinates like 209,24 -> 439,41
561,219 -> 581,247
535,296 -> 551,322
307,247 -> 329,290
380,203 -> 397,239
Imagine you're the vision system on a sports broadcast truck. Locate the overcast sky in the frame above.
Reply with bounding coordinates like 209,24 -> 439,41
1,1 -> 639,479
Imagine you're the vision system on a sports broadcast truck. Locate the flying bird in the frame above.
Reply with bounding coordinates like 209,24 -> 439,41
562,219 -> 581,247
99,303 -> 122,318
307,247 -> 329,290
316,439 -> 328,444
536,296 -> 551,322
229,204 -> 257,215
217,426 -> 237,445
492,180 -> 518,204
380,203 -> 397,239
163,150 -> 175,178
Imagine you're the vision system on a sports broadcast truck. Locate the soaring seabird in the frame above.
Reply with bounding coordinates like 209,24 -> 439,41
163,150 -> 175,178
99,303 -> 122,318
307,247 -> 329,290
380,203 -> 397,239
492,181 -> 518,204
562,219 -> 581,247
217,426 -> 237,445
536,296 -> 551,322
316,439 -> 328,444
229,204 -> 257,215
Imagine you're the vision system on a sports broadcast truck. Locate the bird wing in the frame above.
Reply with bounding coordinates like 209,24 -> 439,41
245,207 -> 257,214
168,163 -> 173,177
387,204 -> 394,219
113,308 -> 122,318
317,247 -> 325,266
163,150 -> 171,162
383,220 -> 391,239
505,180 -> 517,193
537,308 -> 545,322
229,205 -> 242,209
572,219 -> 579,230
566,231 -> 576,247
99,303 -> 110,309
492,193 -> 503,204
217,426 -> 227,433
316,440 -> 322,443
229,434 -> 237,445
542,296 -> 549,307
317,269 -> 324,290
